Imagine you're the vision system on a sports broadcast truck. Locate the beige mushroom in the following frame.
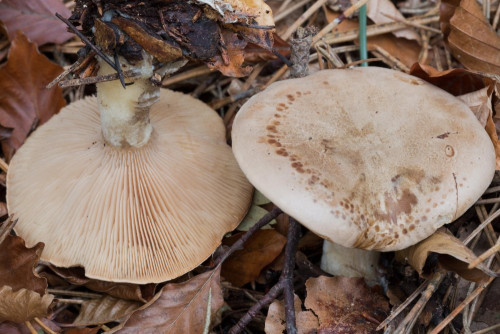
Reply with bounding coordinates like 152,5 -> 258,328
7,54 -> 252,283
232,67 -> 495,254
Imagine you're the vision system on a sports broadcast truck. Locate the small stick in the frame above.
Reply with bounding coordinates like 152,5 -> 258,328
283,218 -> 301,334
493,1 -> 500,30
463,208 -> 500,245
281,0 -> 328,40
429,277 -> 495,334
215,207 -> 282,266
394,271 -> 445,334
54,298 -> 85,304
113,51 -> 126,89
55,13 -> 118,73
210,87 -> 260,110
24,321 -> 37,334
475,197 -> 500,205
373,46 -> 410,71
473,323 -> 500,334
381,12 -> 442,34
47,289 -> 102,299
313,0 -> 370,43
0,217 -> 18,245
339,57 -> 383,68
228,214 -> 302,334
468,240 -> 500,269
33,318 -> 57,334
162,66 -> 213,86
377,278 -> 429,330
58,69 -> 141,88
46,58 -> 82,89
0,157 -> 8,173
275,0 -> 314,22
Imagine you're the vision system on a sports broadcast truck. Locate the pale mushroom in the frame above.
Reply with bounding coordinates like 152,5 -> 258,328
231,67 -> 496,256
7,53 -> 253,283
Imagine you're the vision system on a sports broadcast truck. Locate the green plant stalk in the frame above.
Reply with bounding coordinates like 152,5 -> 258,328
359,4 -> 368,66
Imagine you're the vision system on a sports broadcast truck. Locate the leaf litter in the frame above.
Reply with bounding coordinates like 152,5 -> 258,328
0,0 -> 499,333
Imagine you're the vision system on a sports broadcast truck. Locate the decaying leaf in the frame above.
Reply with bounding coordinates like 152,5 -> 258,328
222,229 -> 287,287
366,0 -> 419,41
265,276 -> 389,333
265,295 -> 319,334
69,0 -> 274,77
109,268 -> 224,333
395,230 -> 494,282
0,0 -> 73,45
236,205 -> 276,231
305,276 -> 389,333
440,0 -> 500,75
73,296 -> 141,327
0,235 -> 46,296
457,86 -> 492,127
49,266 -> 155,303
0,286 -> 53,323
0,31 -> 65,161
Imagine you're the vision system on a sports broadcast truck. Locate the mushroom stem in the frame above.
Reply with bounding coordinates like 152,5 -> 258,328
320,240 -> 380,286
96,53 -> 159,148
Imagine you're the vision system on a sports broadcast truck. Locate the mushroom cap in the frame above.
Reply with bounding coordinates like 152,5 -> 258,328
7,90 -> 253,283
232,67 -> 496,251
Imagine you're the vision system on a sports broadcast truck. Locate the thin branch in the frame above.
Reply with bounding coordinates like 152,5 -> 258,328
55,13 -> 118,73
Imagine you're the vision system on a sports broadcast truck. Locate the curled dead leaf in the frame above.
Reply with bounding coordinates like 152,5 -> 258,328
440,0 -> 500,75
395,230 -> 495,282
222,229 -> 287,287
0,0 -> 73,45
0,31 -> 65,161
0,235 -> 46,296
0,286 -> 53,323
109,268 -> 224,333
72,296 -> 141,327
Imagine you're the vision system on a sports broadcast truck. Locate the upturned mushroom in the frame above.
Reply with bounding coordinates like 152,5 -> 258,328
231,67 -> 495,257
5,0 -> 278,283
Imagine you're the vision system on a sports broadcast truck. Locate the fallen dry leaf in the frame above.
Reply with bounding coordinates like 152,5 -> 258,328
395,230 -> 493,282
0,0 -> 73,45
73,296 -> 141,327
109,268 -> 224,333
366,0 -> 419,41
0,318 -> 60,334
50,266 -> 155,303
0,235 -> 46,296
305,276 -> 389,333
222,229 -> 287,287
208,30 -> 252,77
410,63 -> 494,95
440,0 -> 500,75
0,286 -> 53,323
0,31 -> 65,161
457,86 -> 492,127
265,295 -> 319,334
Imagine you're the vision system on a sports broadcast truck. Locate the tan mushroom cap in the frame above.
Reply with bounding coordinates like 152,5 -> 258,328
232,67 -> 496,251
8,89 -> 253,283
